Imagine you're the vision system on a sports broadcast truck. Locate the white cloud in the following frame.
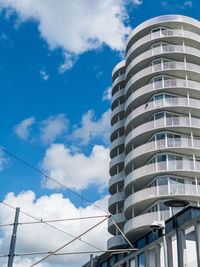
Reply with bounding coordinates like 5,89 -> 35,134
59,53 -> 79,73
132,0 -> 143,5
40,114 -> 69,145
0,0 -> 132,71
42,144 -> 110,191
183,1 -> 192,8
0,191 -> 111,267
102,86 -> 112,101
71,110 -> 111,145
40,69 -> 49,81
14,117 -> 35,140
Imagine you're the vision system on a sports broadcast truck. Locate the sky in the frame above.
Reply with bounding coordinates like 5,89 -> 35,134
0,0 -> 199,266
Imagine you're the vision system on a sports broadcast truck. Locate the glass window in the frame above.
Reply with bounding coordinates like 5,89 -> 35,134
184,226 -> 197,267
138,253 -> 145,267
156,133 -> 165,140
157,154 -> 167,162
146,248 -> 156,267
155,112 -> 164,120
137,237 -> 146,249
109,256 -> 115,266
129,258 -> 136,267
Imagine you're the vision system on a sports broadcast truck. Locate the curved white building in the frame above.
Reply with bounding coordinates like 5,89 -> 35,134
108,15 -> 200,249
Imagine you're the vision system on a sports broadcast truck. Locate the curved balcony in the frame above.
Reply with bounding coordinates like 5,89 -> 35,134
112,74 -> 125,93
124,160 -> 200,195
112,88 -> 125,106
109,171 -> 125,195
126,29 -> 200,65
125,79 -> 200,113
108,191 -> 125,214
125,116 -> 200,151
124,210 -> 170,241
124,184 -> 200,219
110,119 -> 124,139
110,136 -> 125,156
112,60 -> 125,77
125,97 -> 200,132
125,137 -> 200,168
125,62 -> 200,96
107,234 -> 127,250
126,45 -> 200,79
111,103 -> 125,120
108,212 -> 126,235
110,153 -> 125,171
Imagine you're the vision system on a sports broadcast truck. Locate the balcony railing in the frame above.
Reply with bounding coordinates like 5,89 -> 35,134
126,97 -> 200,125
126,28 -> 200,61
125,116 -> 200,146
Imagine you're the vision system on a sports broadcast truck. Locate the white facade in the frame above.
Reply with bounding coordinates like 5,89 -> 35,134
108,15 -> 200,249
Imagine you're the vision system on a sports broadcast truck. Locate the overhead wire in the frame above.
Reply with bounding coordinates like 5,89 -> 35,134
0,248 -> 137,257
30,216 -> 110,266
0,201 -> 105,252
0,215 -> 109,228
0,146 -> 135,258
0,146 -> 109,214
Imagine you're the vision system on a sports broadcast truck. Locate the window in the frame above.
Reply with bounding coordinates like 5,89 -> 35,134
138,253 -> 145,267
129,258 -> 136,267
184,225 -> 198,267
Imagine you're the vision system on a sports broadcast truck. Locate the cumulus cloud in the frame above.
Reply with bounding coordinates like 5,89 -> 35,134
40,114 -> 69,145
40,69 -> 49,81
72,110 -> 111,145
0,0 -> 132,71
102,86 -> 112,101
0,191 -> 111,267
42,144 -> 109,191
14,117 -> 35,140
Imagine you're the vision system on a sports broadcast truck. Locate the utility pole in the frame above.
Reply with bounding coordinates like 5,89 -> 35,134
7,207 -> 20,267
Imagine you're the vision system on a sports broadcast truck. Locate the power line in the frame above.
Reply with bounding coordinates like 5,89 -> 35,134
0,146 -> 109,215
0,146 -> 135,255
0,215 -> 109,228
30,216 -> 110,267
0,201 -> 105,252
0,248 -> 138,257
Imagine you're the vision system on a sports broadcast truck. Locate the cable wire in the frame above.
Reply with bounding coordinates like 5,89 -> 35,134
0,215 -> 109,228
0,146 -> 135,252
0,201 -> 105,252
30,216 -> 110,266
0,146 -> 109,214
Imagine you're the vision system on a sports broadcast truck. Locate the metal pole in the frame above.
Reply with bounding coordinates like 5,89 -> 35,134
7,207 -> 20,267
162,225 -> 168,267
90,254 -> 93,267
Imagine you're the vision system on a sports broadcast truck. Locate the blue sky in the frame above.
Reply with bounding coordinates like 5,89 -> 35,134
0,0 -> 199,266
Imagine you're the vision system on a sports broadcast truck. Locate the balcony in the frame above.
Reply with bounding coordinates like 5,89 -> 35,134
126,28 -> 200,63
125,78 -> 200,112
108,191 -> 125,214
109,171 -> 125,195
125,62 -> 200,94
124,159 -> 200,195
125,137 -> 200,168
124,210 -> 170,241
124,184 -> 200,218
108,212 -> 126,235
125,116 -> 200,150
107,234 -> 127,250
125,97 -> 200,131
